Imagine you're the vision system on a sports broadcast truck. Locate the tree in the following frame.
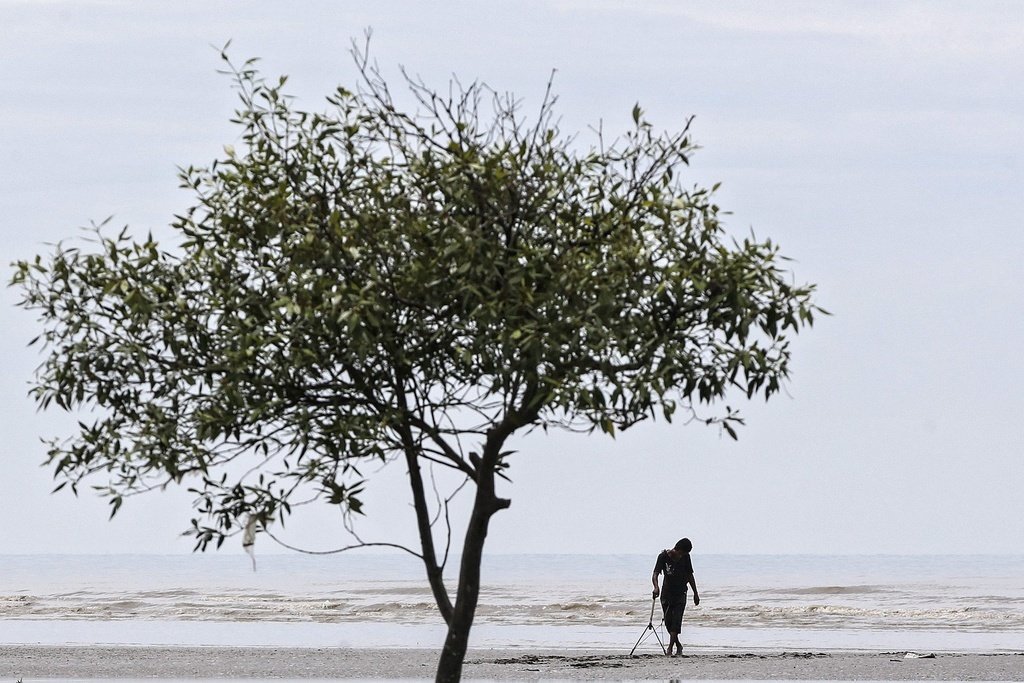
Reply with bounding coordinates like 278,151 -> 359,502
11,46 -> 822,681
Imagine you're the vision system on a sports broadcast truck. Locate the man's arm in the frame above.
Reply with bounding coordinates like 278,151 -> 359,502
688,573 -> 700,605
652,570 -> 661,598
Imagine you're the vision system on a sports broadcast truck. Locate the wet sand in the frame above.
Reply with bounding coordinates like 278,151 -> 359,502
1,646 -> 1023,680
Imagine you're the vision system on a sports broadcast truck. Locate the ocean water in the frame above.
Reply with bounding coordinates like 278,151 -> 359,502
0,554 -> 1021,653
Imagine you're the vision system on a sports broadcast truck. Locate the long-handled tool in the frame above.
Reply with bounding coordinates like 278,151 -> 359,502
629,595 -> 666,656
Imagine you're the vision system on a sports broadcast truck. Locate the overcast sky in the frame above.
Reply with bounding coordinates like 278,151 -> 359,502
1,1 -> 1022,557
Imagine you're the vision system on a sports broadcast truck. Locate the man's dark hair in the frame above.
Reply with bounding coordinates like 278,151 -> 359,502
674,538 -> 692,553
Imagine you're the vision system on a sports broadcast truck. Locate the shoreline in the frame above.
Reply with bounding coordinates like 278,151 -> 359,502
1,645 -> 1023,680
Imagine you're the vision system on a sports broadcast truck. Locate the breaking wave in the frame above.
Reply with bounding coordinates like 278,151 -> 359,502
2,590 -> 1022,632
3,554 -> 1023,636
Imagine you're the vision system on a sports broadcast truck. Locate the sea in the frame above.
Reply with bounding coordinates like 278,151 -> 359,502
0,553 -> 1022,654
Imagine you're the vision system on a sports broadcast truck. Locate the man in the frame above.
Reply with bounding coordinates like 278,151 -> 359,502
652,537 -> 699,656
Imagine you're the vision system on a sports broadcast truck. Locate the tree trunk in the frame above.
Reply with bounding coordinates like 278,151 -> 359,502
433,463 -> 509,682
404,448 -> 454,624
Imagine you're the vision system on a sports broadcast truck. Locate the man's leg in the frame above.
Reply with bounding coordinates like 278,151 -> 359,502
668,599 -> 686,655
665,600 -> 683,656
660,595 -> 671,655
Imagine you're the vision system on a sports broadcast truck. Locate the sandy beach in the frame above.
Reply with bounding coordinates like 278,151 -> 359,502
1,646 -> 1022,680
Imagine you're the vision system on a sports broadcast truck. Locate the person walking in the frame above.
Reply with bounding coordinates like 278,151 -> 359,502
652,537 -> 699,656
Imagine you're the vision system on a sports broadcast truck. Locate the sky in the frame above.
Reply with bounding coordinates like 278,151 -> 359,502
1,0 -> 1022,557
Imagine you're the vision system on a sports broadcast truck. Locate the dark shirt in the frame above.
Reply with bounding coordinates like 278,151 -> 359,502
654,550 -> 693,600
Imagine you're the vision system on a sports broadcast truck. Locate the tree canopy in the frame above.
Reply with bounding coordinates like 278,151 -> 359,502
11,47 -> 822,681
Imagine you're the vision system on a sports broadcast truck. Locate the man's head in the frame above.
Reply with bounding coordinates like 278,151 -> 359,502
674,538 -> 692,553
